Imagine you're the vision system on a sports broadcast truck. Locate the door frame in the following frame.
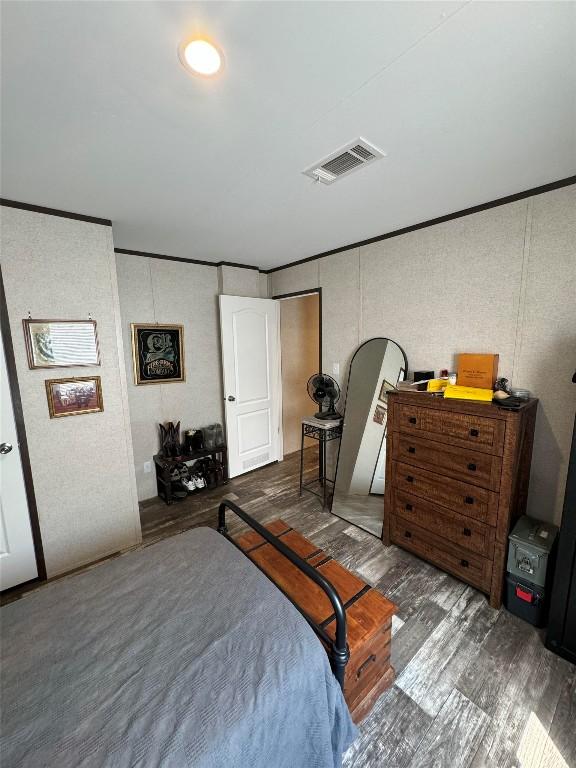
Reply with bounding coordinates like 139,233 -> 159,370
272,288 -> 322,374
0,267 -> 46,585
272,288 -> 322,460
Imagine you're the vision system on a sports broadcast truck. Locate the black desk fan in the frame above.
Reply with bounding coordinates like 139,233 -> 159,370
307,373 -> 342,420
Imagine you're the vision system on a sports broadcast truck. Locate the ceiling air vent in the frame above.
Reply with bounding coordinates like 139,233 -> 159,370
303,138 -> 386,185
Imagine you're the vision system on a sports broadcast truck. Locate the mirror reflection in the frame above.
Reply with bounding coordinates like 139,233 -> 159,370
331,338 -> 407,537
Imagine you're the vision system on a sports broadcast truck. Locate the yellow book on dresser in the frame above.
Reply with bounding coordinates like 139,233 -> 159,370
443,384 -> 493,402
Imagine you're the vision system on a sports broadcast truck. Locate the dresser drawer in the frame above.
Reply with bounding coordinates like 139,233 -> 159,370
396,404 -> 505,456
392,489 -> 495,558
392,461 -> 498,526
392,432 -> 502,490
390,515 -> 493,592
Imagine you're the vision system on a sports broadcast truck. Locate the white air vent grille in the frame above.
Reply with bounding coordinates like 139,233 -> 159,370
303,138 -> 385,185
350,144 -> 375,161
322,152 -> 364,176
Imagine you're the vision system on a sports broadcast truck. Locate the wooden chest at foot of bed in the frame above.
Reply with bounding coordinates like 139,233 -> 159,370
234,519 -> 396,723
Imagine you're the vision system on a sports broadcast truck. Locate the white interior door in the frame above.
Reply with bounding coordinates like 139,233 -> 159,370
0,328 -> 38,590
220,296 -> 281,478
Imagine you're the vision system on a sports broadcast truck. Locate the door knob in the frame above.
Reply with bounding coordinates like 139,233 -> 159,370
227,396 -> 236,402
0,442 -> 13,455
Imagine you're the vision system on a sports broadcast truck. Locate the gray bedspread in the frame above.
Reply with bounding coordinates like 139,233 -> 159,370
1,526 -> 356,768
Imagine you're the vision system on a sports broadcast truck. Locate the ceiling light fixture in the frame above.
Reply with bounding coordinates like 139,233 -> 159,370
178,38 -> 224,77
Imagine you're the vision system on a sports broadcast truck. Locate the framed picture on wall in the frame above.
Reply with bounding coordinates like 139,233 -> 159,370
373,404 -> 387,425
23,319 -> 100,369
131,324 -> 185,385
378,379 -> 396,403
45,376 -> 103,418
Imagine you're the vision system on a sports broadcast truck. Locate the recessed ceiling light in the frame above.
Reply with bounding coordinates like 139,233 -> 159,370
179,39 -> 223,77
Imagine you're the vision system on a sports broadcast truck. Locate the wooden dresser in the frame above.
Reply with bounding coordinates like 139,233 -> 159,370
383,392 -> 537,608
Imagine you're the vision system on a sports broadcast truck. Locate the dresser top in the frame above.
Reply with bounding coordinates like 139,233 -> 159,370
387,391 -> 538,420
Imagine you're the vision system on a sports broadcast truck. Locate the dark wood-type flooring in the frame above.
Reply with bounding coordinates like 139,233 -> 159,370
5,448 -> 576,767
141,448 -> 575,768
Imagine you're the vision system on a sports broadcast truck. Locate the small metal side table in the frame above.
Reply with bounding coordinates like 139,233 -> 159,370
299,417 -> 343,509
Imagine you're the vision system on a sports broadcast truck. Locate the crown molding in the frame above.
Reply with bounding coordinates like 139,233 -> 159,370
5,174 -> 574,273
114,248 -> 217,268
114,249 -> 263,272
0,198 -> 112,226
262,175 -> 576,274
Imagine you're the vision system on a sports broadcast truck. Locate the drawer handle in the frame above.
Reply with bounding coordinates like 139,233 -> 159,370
470,428 -> 479,437
406,476 -> 414,483
405,503 -> 413,511
465,496 -> 474,505
356,654 -> 376,679
460,559 -> 469,568
408,446 -> 416,454
463,528 -> 471,537
467,463 -> 477,471
404,530 -> 412,539
409,417 -> 417,424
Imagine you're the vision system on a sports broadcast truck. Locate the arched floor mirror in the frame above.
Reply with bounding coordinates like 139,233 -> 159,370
331,338 -> 407,537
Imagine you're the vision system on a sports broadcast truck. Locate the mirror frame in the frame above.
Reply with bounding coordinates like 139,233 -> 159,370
330,337 -> 408,529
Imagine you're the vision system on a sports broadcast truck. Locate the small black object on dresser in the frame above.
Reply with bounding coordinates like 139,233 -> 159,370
413,371 -> 434,391
546,407 -> 576,664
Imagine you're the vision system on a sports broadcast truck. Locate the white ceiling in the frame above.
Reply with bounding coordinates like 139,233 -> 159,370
1,1 -> 575,269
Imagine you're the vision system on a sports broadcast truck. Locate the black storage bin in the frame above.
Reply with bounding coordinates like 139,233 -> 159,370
505,573 -> 547,628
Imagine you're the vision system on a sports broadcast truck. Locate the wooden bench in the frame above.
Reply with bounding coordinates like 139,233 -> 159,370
234,518 -> 396,723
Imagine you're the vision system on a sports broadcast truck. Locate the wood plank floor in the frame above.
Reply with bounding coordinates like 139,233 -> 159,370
140,447 -> 576,768
4,447 -> 575,767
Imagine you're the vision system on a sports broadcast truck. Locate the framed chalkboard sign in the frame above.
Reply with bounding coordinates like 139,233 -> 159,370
131,324 -> 185,384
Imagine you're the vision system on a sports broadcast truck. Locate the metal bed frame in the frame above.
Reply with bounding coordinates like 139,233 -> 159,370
218,499 -> 350,689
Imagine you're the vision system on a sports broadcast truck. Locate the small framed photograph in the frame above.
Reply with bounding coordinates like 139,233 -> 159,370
373,404 -> 387,425
378,379 -> 396,403
45,376 -> 103,418
131,324 -> 185,385
23,319 -> 100,369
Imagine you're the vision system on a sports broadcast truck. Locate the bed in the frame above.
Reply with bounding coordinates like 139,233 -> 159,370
0,519 -> 357,768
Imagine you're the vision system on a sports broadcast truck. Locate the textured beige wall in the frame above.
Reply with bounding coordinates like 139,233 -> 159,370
280,294 -> 320,455
513,189 -> 576,523
219,265 -> 263,297
319,249 -> 360,404
270,185 -> 576,525
271,261 -> 320,296
1,208 -> 141,576
115,256 -> 263,500
259,272 -> 270,299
